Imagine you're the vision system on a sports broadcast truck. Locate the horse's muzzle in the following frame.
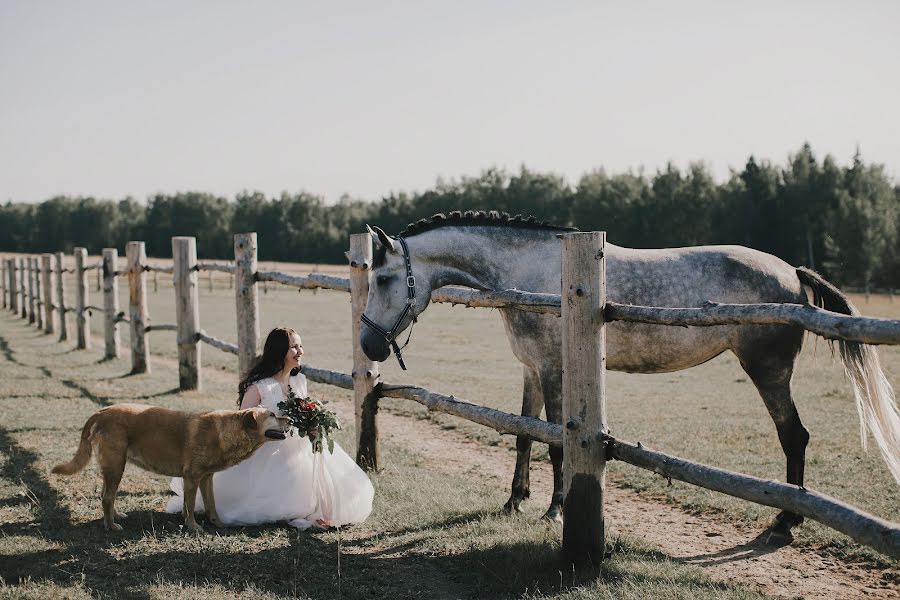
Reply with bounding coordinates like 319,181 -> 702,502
360,328 -> 392,362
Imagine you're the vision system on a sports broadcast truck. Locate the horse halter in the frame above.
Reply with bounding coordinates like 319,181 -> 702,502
360,236 -> 418,370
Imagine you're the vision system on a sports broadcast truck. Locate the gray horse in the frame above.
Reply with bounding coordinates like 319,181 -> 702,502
359,211 -> 900,537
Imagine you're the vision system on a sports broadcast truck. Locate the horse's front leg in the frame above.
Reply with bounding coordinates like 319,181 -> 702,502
544,382 -> 564,524
503,368 -> 542,514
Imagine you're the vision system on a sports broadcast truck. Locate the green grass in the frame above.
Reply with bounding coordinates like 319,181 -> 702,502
0,310 -> 772,599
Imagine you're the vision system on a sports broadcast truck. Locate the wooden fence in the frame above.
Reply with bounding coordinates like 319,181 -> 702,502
2,232 -> 900,564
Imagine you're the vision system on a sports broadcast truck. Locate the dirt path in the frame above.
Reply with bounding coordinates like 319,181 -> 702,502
364,405 -> 898,599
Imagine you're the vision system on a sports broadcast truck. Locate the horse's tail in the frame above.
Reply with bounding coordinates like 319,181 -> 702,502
51,413 -> 98,476
797,266 -> 900,485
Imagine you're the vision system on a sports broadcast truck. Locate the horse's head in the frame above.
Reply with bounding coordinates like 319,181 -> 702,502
359,225 -> 433,366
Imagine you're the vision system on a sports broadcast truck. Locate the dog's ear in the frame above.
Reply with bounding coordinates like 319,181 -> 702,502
243,409 -> 258,430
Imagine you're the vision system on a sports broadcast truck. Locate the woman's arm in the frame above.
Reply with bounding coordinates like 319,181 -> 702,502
239,384 -> 262,409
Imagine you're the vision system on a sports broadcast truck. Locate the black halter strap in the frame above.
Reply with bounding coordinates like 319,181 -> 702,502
360,236 -> 418,370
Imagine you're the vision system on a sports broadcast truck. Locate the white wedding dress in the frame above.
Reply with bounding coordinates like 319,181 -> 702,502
165,373 -> 374,529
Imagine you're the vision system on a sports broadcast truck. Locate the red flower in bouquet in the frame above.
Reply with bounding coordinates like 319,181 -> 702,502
277,386 -> 341,453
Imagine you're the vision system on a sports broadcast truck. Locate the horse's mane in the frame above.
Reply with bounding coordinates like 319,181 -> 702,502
397,210 -> 578,238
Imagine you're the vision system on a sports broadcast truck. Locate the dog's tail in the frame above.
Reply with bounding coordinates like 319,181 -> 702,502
51,413 -> 99,476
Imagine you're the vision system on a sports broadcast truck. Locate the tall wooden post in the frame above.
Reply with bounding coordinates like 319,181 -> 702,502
6,259 -> 14,314
27,257 -> 36,324
55,252 -> 68,341
102,249 -> 120,359
1,258 -> 6,310
173,237 -> 201,390
349,233 -> 380,470
126,242 -> 150,374
74,248 -> 91,349
34,257 -> 44,330
234,233 -> 260,379
41,254 -> 55,334
560,231 -> 607,565
18,258 -> 27,319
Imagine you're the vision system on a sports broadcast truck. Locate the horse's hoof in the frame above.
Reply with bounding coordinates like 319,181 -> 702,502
116,511 -> 128,519
541,508 -> 563,524
764,511 -> 803,544
502,499 -> 525,514
105,521 -> 124,532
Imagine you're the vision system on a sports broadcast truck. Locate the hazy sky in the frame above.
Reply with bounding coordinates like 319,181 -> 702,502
1,1 -> 898,205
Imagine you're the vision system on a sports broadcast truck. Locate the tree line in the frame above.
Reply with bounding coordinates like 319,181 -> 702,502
1,144 -> 897,288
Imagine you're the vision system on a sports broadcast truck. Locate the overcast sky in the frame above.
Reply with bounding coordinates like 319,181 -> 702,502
1,1 -> 898,205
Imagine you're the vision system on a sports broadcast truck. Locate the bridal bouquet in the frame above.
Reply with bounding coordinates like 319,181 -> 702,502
277,386 -> 341,453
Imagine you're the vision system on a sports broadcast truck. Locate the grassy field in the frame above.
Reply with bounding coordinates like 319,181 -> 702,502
1,256 -> 899,598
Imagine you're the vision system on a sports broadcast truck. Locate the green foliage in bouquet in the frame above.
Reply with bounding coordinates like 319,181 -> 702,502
277,386 -> 341,453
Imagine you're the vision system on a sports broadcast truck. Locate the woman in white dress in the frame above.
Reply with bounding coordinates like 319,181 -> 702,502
166,327 -> 374,530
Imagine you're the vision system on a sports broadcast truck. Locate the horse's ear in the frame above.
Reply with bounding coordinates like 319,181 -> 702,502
367,224 -> 397,254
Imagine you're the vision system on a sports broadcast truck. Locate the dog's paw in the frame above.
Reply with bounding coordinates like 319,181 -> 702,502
186,522 -> 205,534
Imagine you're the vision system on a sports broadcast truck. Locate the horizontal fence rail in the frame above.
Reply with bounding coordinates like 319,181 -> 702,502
196,262 -> 235,274
605,301 -> 900,346
607,437 -> 900,559
256,270 -> 350,292
197,330 -> 239,355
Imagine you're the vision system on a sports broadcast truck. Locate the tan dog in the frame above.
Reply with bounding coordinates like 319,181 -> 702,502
52,403 -> 291,533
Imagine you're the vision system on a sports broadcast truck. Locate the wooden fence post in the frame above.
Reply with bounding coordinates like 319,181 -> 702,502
74,248 -> 91,349
234,233 -> 260,379
173,237 -> 201,390
560,231 -> 607,565
102,248 -> 120,359
55,252 -> 68,341
18,258 -> 27,319
34,257 -> 44,330
349,233 -> 380,470
127,242 -> 150,374
41,255 -> 55,335
1,258 -> 6,310
27,257 -> 36,324
6,259 -> 13,313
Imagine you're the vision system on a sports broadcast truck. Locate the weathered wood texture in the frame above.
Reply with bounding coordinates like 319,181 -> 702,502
102,249 -> 120,359
256,270 -> 350,292
54,253 -> 68,341
197,262 -> 235,274
27,257 -> 36,324
605,301 -> 900,345
6,260 -> 15,314
0,259 -> 6,309
378,383 -> 561,446
173,237 -> 201,390
349,233 -> 380,470
41,255 -> 55,334
126,242 -> 150,374
73,248 -> 90,349
608,437 -> 900,559
234,233 -> 260,379
33,257 -> 44,329
197,331 -> 239,355
560,232 -> 607,565
17,258 -> 26,319
432,286 -> 562,315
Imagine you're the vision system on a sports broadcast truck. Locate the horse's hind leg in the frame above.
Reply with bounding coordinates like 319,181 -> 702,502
738,333 -> 809,538
503,367 -> 542,514
542,369 -> 564,523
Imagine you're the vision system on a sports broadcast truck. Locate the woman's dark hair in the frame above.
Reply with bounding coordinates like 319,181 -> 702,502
238,327 -> 300,405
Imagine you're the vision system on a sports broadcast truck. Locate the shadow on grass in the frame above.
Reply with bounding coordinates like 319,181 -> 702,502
59,379 -> 112,407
